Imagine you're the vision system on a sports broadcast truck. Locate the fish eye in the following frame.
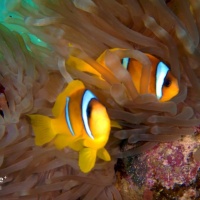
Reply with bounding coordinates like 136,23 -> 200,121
163,78 -> 171,87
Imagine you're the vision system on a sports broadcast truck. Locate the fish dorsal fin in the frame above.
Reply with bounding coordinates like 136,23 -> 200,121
79,148 -> 97,173
97,148 -> 111,161
52,80 -> 85,117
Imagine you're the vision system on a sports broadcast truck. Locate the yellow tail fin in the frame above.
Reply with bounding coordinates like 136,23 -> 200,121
28,114 -> 57,146
79,148 -> 97,173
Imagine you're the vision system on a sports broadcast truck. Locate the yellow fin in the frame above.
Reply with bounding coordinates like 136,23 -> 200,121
67,56 -> 101,78
97,148 -> 111,161
52,80 -> 85,117
111,120 -> 122,129
54,134 -> 72,149
28,114 -> 56,146
79,148 -> 97,173
69,140 -> 84,151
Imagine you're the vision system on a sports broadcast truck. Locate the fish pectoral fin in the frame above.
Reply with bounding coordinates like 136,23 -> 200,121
54,135 -> 84,150
28,114 -> 56,146
79,148 -> 97,173
53,134 -> 72,149
69,140 -> 84,151
52,80 -> 85,117
111,120 -> 122,129
97,148 -> 111,161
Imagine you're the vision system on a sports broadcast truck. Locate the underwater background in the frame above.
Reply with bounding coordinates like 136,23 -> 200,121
1,0 -> 200,199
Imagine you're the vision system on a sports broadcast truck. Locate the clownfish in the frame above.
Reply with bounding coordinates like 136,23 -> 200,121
29,80 -> 111,173
121,54 -> 179,102
67,49 -> 179,102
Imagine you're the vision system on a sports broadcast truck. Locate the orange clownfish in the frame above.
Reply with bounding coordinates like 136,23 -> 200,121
121,54 -> 179,102
29,80 -> 111,173
67,49 -> 179,102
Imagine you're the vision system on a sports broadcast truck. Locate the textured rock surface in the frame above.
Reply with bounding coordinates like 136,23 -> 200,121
116,134 -> 200,199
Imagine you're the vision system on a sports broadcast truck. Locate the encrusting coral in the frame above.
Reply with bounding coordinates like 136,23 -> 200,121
1,0 -> 200,199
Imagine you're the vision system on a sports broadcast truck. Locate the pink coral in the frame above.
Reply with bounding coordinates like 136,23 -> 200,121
145,135 -> 200,189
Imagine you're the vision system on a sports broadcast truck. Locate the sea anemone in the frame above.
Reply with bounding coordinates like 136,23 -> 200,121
1,0 -> 200,199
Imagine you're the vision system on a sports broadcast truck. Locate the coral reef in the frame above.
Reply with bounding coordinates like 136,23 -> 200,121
145,135 -> 200,189
117,134 -> 200,199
